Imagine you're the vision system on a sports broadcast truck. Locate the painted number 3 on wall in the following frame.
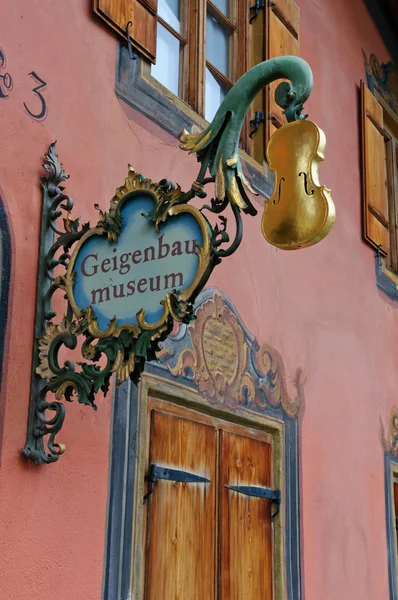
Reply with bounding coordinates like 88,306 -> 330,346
0,47 -> 47,120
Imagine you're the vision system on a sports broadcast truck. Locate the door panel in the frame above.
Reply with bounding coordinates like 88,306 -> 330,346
145,410 -> 217,600
220,430 -> 273,599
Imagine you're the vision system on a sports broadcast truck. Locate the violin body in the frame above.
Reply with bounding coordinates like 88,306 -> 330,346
262,120 -> 335,250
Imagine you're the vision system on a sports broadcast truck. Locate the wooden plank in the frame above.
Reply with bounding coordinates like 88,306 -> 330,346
144,410 -> 217,600
266,1 -> 299,143
220,431 -> 273,600
361,81 -> 389,254
185,0 -> 206,113
365,84 -> 384,131
270,0 -> 299,37
94,0 -> 157,63
236,0 -> 250,150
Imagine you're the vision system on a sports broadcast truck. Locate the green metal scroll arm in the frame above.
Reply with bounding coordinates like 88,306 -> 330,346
179,56 -> 313,216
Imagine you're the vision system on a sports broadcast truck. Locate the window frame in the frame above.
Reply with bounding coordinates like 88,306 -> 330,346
102,288 -> 302,600
150,0 -> 251,144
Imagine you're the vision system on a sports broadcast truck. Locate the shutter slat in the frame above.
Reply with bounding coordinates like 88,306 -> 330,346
220,431 -> 273,599
144,410 -> 216,599
361,80 -> 389,254
266,0 -> 300,142
269,0 -> 299,38
94,0 -> 157,63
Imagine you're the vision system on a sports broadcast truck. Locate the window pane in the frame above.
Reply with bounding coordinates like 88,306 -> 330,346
158,0 -> 181,34
151,23 -> 180,97
211,0 -> 229,17
206,13 -> 229,76
205,67 -> 227,122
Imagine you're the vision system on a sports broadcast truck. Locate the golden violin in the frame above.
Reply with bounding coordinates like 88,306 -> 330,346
262,120 -> 335,250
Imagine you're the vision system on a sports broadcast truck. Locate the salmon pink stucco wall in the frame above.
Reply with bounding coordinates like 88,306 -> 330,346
0,1 -> 394,599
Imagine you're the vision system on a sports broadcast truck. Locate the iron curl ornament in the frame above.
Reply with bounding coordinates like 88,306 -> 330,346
23,56 -> 335,464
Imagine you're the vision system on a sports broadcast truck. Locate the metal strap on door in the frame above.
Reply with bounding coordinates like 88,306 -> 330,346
225,485 -> 282,520
143,464 -> 210,504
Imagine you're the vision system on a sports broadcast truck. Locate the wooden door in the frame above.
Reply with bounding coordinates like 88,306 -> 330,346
144,403 -> 274,599
144,410 -> 217,599
220,431 -> 273,599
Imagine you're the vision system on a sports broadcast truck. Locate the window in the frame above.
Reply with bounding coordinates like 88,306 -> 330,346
93,0 -> 300,167
361,81 -> 398,284
151,0 -> 240,123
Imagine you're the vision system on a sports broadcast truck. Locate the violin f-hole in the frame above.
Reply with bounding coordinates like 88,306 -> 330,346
298,172 -> 314,196
273,177 -> 285,205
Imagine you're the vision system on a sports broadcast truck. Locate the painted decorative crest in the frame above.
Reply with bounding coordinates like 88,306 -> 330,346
381,407 -> 398,456
169,291 -> 253,405
163,290 -> 304,418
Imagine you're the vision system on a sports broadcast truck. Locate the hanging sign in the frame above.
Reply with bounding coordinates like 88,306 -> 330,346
26,57 -> 333,465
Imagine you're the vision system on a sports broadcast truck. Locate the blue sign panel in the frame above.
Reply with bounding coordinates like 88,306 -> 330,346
71,193 -> 203,330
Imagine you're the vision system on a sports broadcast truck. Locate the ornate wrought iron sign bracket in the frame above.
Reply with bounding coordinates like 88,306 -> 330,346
23,56 -> 335,464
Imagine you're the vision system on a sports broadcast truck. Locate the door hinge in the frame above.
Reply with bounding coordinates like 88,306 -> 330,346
225,485 -> 281,520
249,0 -> 265,24
249,111 -> 265,138
143,464 -> 210,504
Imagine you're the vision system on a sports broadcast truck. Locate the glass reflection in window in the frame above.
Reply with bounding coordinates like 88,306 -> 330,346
205,68 -> 227,122
151,22 -> 181,97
